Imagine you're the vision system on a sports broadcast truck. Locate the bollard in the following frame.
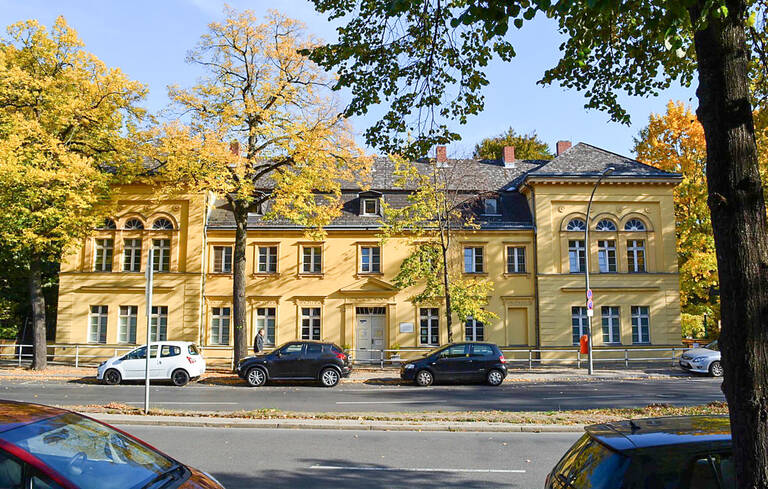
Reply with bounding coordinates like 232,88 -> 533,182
577,351 -> 581,369
380,350 -> 384,369
624,349 -> 629,368
528,350 -> 532,369
17,346 -> 22,367
75,345 -> 79,368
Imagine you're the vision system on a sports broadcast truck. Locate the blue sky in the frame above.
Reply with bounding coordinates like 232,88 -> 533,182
0,0 -> 696,158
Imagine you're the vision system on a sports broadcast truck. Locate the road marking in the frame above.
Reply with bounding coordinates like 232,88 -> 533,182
123,401 -> 239,405
310,465 -> 525,473
541,394 -> 638,400
335,400 -> 448,405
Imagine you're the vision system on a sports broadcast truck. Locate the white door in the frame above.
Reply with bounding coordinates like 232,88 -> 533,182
356,307 -> 386,362
121,345 -> 160,379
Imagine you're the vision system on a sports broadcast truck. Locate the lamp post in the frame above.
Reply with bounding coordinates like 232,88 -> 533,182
585,166 -> 615,375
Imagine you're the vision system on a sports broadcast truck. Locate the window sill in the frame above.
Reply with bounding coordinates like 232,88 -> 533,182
463,272 -> 488,276
298,273 -> 324,278
253,272 -> 280,277
503,272 -> 529,277
209,272 -> 233,276
357,272 -> 383,277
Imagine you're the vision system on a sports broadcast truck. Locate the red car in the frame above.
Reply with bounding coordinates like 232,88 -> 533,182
0,400 -> 224,489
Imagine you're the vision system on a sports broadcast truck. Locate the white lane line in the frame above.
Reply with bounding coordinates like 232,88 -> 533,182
335,400 -> 448,405
123,401 -> 239,405
310,465 -> 525,473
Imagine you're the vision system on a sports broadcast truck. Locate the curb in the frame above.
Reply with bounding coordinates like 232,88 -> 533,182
87,413 -> 586,433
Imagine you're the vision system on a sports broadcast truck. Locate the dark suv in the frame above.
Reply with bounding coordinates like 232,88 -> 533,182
400,342 -> 507,386
237,341 -> 351,387
546,415 -> 733,488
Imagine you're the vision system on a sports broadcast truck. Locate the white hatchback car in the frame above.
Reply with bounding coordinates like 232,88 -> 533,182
679,340 -> 722,377
97,341 -> 206,386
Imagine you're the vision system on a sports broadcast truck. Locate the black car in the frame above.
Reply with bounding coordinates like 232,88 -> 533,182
546,415 -> 734,488
400,342 -> 507,386
236,341 -> 351,387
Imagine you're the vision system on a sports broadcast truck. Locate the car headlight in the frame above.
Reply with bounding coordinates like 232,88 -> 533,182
692,356 -> 708,363
404,364 -> 415,369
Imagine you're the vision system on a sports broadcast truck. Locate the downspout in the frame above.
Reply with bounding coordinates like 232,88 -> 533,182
521,182 -> 541,352
197,192 -> 212,346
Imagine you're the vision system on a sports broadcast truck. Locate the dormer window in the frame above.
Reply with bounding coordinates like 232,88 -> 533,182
483,198 -> 499,215
362,198 -> 379,216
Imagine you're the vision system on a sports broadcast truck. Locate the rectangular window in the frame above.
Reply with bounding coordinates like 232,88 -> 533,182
463,247 -> 484,273
571,306 -> 588,345
601,306 -> 620,344
627,240 -> 646,272
150,306 -> 168,341
94,239 -> 113,272
123,239 -> 141,272
302,247 -> 322,274
152,239 -> 170,272
301,307 -> 321,340
88,305 -> 108,344
632,306 -> 650,344
506,246 -> 526,273
118,306 -> 137,344
465,318 -> 484,342
419,308 -> 439,345
483,198 -> 499,215
256,307 -> 276,346
361,198 -> 379,216
568,240 -> 586,273
597,240 -> 617,273
213,246 -> 233,273
210,307 -> 230,345
258,246 -> 278,273
360,246 -> 381,273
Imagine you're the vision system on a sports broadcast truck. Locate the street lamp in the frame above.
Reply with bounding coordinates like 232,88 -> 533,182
585,166 -> 615,375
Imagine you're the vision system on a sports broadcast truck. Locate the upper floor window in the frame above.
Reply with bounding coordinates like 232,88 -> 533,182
627,239 -> 646,273
483,198 -> 499,215
360,246 -> 381,273
464,247 -> 484,273
624,219 -> 646,231
597,240 -> 617,273
568,240 -> 586,273
361,198 -> 379,216
94,239 -> 113,272
506,246 -> 526,273
302,246 -> 323,274
152,218 -> 174,230
123,238 -> 142,272
595,219 -> 617,232
98,218 -> 117,230
566,218 -> 586,231
213,246 -> 233,273
123,218 -> 144,230
152,239 -> 170,272
258,246 -> 278,273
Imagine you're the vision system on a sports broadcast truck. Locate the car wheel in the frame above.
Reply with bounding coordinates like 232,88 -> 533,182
171,369 -> 190,387
709,361 -> 723,377
246,367 -> 267,387
486,369 -> 504,386
103,369 -> 121,386
320,368 -> 340,387
415,369 -> 433,387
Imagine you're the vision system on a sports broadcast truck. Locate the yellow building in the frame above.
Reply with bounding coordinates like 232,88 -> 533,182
56,141 -> 682,362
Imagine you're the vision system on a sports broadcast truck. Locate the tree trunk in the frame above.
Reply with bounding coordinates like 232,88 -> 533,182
691,1 -> 768,486
232,201 -> 249,368
28,256 -> 47,370
441,245 -> 453,343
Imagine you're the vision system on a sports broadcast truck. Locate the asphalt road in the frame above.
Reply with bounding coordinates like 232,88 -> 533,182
0,377 -> 723,412
115,424 -> 581,488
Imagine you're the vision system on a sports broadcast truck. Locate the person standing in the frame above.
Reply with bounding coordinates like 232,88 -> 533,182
254,328 -> 265,355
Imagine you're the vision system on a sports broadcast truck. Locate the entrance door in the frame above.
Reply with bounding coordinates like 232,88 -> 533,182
356,307 -> 386,362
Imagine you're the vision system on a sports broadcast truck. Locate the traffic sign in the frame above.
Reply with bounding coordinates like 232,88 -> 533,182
587,289 -> 593,300
587,309 -> 594,317
587,299 -> 594,310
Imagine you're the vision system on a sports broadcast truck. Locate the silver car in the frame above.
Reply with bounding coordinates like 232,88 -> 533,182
679,340 -> 722,377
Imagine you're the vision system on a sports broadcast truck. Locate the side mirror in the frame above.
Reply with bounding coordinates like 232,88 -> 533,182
276,351 -> 282,357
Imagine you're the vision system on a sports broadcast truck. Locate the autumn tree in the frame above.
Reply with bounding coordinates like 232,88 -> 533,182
306,0 -> 768,482
474,128 -> 552,160
0,18 -> 147,369
380,156 -> 495,343
152,9 -> 365,365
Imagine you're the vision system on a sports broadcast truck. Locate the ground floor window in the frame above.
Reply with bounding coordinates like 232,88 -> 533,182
150,306 -> 168,341
301,307 -> 321,340
465,318 -> 484,342
118,306 -> 137,344
88,306 -> 108,344
571,306 -> 588,345
601,306 -> 620,344
210,307 -> 231,345
632,306 -> 650,344
420,308 -> 439,345
256,307 -> 276,346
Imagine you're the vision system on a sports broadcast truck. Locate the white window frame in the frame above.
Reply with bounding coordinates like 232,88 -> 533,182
301,307 -> 321,340
150,306 -> 168,341
256,307 -> 276,346
118,305 -> 138,344
597,240 -> 617,273
465,317 -> 484,342
624,218 -> 646,231
210,307 -> 231,345
94,239 -> 113,272
258,246 -> 278,274
361,198 -> 379,216
571,306 -> 588,345
463,247 -> 484,273
152,218 -> 174,230
506,246 -> 526,273
568,240 -> 586,273
88,305 -> 108,344
302,246 -> 322,274
627,239 -> 646,273
601,306 -> 621,344
152,239 -> 170,272
123,218 -> 144,230
419,308 -> 439,346
483,198 -> 500,215
360,246 -> 381,273
213,246 -> 233,273
566,218 -> 586,231
595,219 -> 617,231
632,306 -> 651,344
123,238 -> 142,272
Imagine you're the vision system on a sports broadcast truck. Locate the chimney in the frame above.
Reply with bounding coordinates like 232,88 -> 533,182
436,145 -> 447,165
556,140 -> 572,156
230,141 -> 240,156
502,146 -> 515,167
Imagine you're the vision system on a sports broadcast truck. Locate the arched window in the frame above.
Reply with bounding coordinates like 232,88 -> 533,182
565,218 -> 586,231
595,219 -> 617,232
624,218 -> 646,231
152,218 -> 174,230
98,218 -> 116,230
123,218 -> 144,230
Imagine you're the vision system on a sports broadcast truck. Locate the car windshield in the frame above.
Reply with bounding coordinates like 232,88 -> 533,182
424,346 -> 447,357
705,340 -> 719,351
552,434 -> 629,488
0,413 -> 176,489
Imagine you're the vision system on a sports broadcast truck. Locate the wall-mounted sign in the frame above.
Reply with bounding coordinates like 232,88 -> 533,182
399,322 -> 414,333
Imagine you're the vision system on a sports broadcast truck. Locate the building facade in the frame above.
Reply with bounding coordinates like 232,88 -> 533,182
56,142 -> 682,361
